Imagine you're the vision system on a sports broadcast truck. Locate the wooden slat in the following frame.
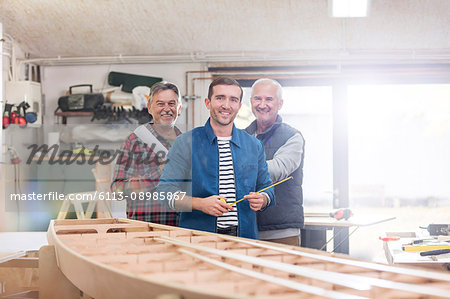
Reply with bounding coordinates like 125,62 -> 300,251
217,235 -> 450,282
158,236 -> 450,298
0,251 -> 26,264
180,249 -> 367,299
157,236 -> 372,291
0,257 -> 39,268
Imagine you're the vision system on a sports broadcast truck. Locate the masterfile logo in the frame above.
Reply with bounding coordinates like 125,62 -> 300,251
26,143 -> 167,170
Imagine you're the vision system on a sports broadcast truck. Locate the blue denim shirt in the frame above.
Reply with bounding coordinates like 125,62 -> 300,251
158,119 -> 274,239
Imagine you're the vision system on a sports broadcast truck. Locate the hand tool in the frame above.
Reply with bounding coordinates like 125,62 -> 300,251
231,176 -> 293,206
420,249 -> 450,256
402,244 -> 450,251
2,103 -> 13,129
13,103 -> 27,128
21,101 -> 37,124
330,208 -> 353,220
379,236 -> 400,242
410,238 -> 438,244
9,108 -> 17,124
305,208 -> 353,220
426,224 -> 450,236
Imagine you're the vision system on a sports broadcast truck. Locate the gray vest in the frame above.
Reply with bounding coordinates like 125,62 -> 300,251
246,116 -> 305,231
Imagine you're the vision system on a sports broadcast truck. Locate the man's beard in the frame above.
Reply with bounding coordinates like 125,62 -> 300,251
212,110 -> 235,126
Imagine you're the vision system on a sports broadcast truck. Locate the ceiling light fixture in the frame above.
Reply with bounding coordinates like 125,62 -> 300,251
329,0 -> 370,18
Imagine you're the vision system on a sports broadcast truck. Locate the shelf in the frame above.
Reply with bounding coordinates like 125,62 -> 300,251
54,111 -> 93,124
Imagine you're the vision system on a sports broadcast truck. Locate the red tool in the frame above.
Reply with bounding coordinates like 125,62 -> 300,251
13,103 -> 27,128
10,107 -> 18,125
330,208 -> 353,220
379,236 -> 400,242
3,103 -> 13,129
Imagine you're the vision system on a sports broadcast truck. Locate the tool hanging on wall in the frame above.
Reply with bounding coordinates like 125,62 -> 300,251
2,103 -> 13,129
90,105 -> 151,124
9,107 -> 17,124
21,101 -> 38,124
13,103 -> 27,128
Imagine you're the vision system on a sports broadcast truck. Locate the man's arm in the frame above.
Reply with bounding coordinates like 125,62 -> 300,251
267,132 -> 304,182
111,135 -> 158,195
244,192 -> 269,211
191,196 -> 233,216
157,136 -> 190,208
166,192 -> 233,216
111,138 -> 137,194
244,140 -> 275,210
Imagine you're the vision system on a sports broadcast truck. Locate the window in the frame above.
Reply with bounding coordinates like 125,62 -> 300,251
236,86 -> 333,206
348,84 -> 450,208
348,83 -> 450,260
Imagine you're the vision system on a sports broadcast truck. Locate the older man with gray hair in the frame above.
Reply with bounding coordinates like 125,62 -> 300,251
245,78 -> 305,246
111,81 -> 183,226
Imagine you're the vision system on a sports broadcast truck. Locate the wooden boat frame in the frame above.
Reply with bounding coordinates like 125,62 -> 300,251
46,218 -> 450,299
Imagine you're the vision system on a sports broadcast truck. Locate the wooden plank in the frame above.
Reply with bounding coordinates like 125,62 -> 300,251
126,231 -> 170,238
0,257 -> 39,268
180,249 -> 367,299
38,245 -> 80,299
56,234 -> 82,242
0,252 -> 39,297
55,223 -> 150,235
158,236 -> 450,298
218,235 -> 450,282
54,218 -> 119,225
0,252 -> 26,264
157,236 -> 371,291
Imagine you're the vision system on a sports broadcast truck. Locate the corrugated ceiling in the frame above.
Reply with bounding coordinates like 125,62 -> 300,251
1,0 -> 449,63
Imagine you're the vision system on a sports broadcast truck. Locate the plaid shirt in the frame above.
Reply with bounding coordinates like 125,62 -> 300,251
111,123 -> 182,226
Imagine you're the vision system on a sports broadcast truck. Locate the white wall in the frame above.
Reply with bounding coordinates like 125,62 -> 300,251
1,22 -> 5,231
1,24 -> 29,231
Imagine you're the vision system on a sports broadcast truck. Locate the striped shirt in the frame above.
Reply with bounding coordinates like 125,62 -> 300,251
216,137 -> 238,229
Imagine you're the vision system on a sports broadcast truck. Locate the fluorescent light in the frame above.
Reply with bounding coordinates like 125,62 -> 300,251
329,0 -> 370,18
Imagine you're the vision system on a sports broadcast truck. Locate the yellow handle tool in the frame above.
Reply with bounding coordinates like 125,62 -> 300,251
231,176 -> 293,206
402,245 -> 450,251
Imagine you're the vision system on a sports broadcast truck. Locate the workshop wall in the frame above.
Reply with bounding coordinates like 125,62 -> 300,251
1,61 -> 211,232
40,62 -> 209,131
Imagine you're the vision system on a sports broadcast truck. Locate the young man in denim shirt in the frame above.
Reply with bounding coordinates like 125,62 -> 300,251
158,77 -> 274,239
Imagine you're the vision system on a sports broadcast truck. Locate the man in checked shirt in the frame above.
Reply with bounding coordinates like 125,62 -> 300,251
111,81 -> 182,226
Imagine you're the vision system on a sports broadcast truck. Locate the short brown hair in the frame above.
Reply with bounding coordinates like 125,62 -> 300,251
148,81 -> 181,106
207,77 -> 243,102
